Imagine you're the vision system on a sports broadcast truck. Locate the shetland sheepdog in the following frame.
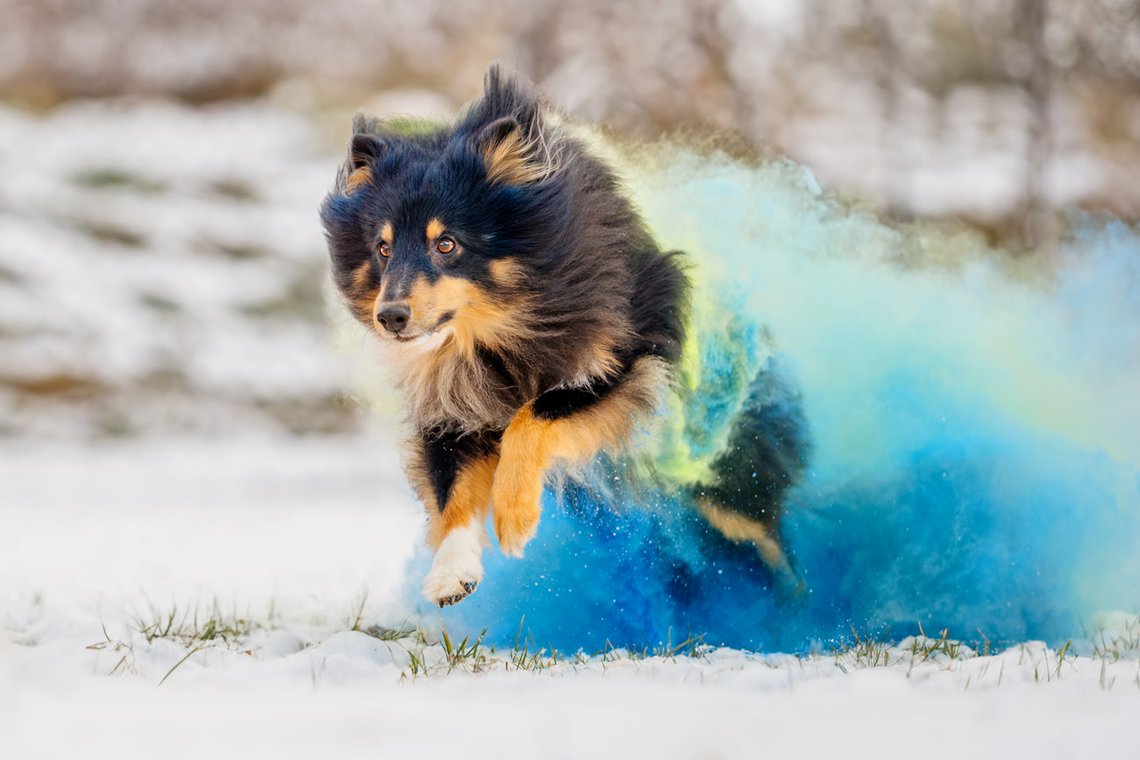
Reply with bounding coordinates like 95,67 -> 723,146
321,65 -> 807,606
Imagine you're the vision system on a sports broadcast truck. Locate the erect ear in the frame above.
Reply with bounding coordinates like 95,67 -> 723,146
343,134 -> 386,194
474,115 -> 552,186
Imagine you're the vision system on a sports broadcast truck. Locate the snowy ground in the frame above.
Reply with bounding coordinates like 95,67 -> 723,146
2,437 -> 1138,759
2,99 -> 1138,758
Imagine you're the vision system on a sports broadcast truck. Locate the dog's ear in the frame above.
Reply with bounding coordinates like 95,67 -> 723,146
474,115 -> 552,186
470,63 -> 558,185
474,116 -> 540,186
343,133 -> 387,194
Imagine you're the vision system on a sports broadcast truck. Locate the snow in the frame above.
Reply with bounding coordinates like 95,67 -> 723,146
0,100 -> 350,439
2,437 -> 1138,759
5,659 -> 1136,760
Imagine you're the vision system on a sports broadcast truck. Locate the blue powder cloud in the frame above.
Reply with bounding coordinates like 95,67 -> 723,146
406,150 -> 1140,653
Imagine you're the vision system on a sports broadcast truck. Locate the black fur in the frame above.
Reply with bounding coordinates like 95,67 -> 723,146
320,65 -> 687,424
531,374 -> 621,420
320,64 -> 810,583
422,427 -> 500,511
694,362 -> 811,528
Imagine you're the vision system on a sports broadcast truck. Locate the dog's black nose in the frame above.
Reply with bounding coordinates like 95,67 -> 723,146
376,304 -> 411,334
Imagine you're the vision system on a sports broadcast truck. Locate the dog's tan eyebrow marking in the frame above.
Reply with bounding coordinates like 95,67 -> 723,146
380,222 -> 393,243
426,218 -> 446,241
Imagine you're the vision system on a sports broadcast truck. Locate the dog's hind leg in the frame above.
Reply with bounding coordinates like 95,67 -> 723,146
696,499 -> 803,597
694,359 -> 811,597
410,428 -> 500,606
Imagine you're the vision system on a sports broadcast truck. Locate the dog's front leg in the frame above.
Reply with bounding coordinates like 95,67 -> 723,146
493,357 -> 665,556
492,404 -> 550,557
409,428 -> 499,606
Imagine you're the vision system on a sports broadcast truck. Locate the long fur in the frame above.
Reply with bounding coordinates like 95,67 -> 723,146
322,66 -> 687,431
320,64 -> 806,604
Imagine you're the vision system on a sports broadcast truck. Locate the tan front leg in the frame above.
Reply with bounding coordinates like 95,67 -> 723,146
492,405 -> 550,557
491,358 -> 668,557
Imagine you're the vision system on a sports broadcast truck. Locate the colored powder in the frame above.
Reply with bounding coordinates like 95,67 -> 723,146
408,146 -> 1140,653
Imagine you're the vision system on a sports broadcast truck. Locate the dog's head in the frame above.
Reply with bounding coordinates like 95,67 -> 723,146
320,65 -> 565,358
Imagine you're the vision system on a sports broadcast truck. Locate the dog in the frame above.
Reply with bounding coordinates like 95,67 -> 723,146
321,65 -> 807,606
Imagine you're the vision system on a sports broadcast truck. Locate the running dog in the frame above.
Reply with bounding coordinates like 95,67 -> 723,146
320,65 -> 807,606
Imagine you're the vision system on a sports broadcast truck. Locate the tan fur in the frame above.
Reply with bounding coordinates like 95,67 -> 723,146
351,260 -> 373,291
401,275 -> 536,357
492,357 -> 668,553
482,124 -> 551,186
349,261 -> 379,322
426,218 -> 446,242
493,406 -> 547,554
449,283 -> 535,358
697,500 -> 802,593
372,272 -> 637,436
580,343 -> 624,385
344,166 -> 372,194
380,221 -> 393,243
489,258 -> 525,288
382,274 -> 542,431
423,454 -> 499,549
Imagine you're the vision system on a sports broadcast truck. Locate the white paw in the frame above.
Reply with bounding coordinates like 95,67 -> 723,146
423,521 -> 487,607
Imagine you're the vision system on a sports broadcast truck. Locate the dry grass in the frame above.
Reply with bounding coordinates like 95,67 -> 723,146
86,599 -> 1140,687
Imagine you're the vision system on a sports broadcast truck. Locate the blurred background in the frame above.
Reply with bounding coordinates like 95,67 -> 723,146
1,0 -> 1138,442
2,6 -> 1139,739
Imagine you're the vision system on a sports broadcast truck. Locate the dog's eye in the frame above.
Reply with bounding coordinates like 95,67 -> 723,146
378,242 -> 390,258
435,236 -> 456,255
